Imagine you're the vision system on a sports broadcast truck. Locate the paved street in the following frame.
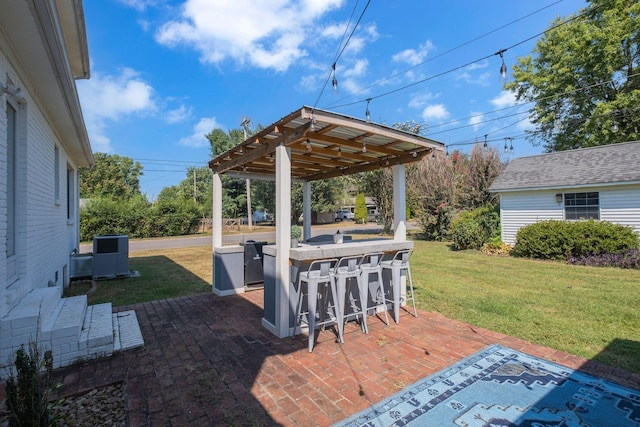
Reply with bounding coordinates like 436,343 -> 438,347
79,222 -> 400,253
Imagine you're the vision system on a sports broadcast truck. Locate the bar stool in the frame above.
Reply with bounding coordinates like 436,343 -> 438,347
333,255 -> 367,343
296,258 -> 339,352
381,249 -> 417,324
360,252 -> 389,326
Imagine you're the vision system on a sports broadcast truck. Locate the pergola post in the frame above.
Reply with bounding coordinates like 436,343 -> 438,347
303,181 -> 312,241
212,172 -> 223,247
274,143 -> 291,338
393,164 -> 407,241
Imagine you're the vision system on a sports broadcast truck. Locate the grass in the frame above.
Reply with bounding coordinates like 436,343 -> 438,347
64,237 -> 640,373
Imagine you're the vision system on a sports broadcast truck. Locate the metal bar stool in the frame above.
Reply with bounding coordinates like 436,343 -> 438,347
381,249 -> 417,324
296,258 -> 339,352
360,252 -> 389,326
333,255 -> 367,343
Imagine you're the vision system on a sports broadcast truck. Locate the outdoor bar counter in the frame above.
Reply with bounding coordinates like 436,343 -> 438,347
261,237 -> 413,338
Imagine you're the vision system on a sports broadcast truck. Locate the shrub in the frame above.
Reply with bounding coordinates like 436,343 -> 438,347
5,343 -> 64,427
419,203 -> 457,241
567,249 -> 640,269
513,220 -> 640,260
354,193 -> 368,224
481,238 -> 513,255
449,205 -> 500,250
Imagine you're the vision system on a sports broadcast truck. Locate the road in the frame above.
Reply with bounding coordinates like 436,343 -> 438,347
79,222 -> 411,253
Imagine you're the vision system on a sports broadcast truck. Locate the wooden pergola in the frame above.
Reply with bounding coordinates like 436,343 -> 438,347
208,106 -> 444,338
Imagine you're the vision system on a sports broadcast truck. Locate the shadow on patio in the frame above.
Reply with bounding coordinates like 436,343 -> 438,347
51,285 -> 640,426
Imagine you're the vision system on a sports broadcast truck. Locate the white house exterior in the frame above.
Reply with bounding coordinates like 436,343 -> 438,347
0,0 -> 142,375
489,141 -> 640,246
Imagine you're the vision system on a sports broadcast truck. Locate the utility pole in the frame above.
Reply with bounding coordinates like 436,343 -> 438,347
241,117 -> 253,231
193,169 -> 197,202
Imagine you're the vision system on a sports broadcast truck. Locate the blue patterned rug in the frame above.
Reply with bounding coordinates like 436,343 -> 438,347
334,344 -> 640,426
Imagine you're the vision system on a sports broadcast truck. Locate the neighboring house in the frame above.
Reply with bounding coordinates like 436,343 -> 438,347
0,1 -> 142,376
489,141 -> 640,246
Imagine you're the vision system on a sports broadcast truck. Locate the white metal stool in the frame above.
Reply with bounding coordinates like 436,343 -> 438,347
296,258 -> 338,352
333,255 -> 367,342
360,252 -> 389,326
381,249 -> 417,324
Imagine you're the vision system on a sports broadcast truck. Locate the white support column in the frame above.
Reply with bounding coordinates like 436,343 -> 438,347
393,164 -> 407,241
303,181 -> 312,241
274,143 -> 291,338
212,172 -> 223,248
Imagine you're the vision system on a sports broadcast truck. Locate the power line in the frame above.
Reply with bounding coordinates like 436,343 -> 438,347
324,0 -> 565,109
326,0 -> 615,114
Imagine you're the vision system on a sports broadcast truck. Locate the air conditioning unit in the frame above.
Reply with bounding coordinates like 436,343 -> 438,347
92,235 -> 129,279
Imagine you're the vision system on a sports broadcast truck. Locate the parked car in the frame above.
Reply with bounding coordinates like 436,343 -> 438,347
334,210 -> 355,221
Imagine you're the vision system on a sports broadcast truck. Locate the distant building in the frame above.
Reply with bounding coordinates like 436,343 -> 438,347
489,141 -> 640,246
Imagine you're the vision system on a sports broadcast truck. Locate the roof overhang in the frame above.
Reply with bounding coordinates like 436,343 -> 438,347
490,180 -> 640,193
0,0 -> 92,167
209,106 -> 445,181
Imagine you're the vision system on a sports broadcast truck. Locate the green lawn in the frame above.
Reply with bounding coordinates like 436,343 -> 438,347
64,238 -> 640,373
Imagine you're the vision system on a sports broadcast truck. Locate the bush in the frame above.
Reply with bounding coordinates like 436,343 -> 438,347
5,343 -> 64,427
419,203 -> 457,241
80,196 -> 201,241
354,193 -> 368,224
449,205 -> 500,250
481,240 -> 513,255
513,220 -> 640,260
567,249 -> 640,269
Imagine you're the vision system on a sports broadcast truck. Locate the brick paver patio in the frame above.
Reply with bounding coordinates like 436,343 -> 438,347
25,290 -> 640,425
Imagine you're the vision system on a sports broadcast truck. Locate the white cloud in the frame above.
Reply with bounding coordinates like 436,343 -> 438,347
116,0 -> 156,11
408,92 -> 437,109
392,40 -> 433,66
421,104 -> 449,121
179,117 -> 220,147
491,91 -> 517,108
468,112 -> 484,131
77,68 -> 156,152
155,0 -> 344,72
166,104 -> 193,124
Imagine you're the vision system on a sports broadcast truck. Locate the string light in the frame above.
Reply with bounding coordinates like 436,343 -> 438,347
365,98 -> 371,122
483,134 -> 488,151
362,141 -> 367,153
306,138 -> 312,152
412,148 -> 417,158
496,49 -> 507,80
331,63 -> 338,93
337,146 -> 342,157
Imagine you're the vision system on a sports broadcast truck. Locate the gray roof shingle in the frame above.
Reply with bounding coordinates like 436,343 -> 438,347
489,141 -> 640,192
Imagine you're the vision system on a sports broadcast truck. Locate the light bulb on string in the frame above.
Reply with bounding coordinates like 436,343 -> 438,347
337,146 -> 342,157
362,141 -> 367,153
306,138 -> 312,152
483,134 -> 488,151
331,63 -> 338,94
496,49 -> 507,80
365,98 -> 371,122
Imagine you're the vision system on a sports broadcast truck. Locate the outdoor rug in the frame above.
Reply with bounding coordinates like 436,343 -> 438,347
335,344 -> 640,426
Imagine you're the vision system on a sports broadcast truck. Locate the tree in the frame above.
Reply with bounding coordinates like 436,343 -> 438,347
507,0 -> 640,151
291,179 -> 342,225
354,193 -> 368,224
462,145 -> 504,209
79,153 -> 143,199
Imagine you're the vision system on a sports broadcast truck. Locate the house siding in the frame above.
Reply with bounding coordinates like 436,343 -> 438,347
1,51 -> 79,315
499,190 -> 564,246
499,185 -> 640,246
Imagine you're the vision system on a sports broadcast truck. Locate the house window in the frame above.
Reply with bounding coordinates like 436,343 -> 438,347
564,192 -> 599,220
67,165 -> 74,221
54,145 -> 60,202
6,102 -> 16,257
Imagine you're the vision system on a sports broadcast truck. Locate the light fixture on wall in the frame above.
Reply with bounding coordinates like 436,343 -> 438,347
0,82 -> 25,103
555,193 -> 563,203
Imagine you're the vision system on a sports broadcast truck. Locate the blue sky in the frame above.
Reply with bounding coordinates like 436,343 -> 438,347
77,0 -> 587,199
